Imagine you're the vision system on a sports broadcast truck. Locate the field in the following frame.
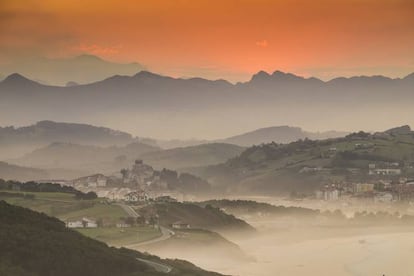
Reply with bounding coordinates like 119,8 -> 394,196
1,191 -> 129,224
0,190 -> 162,246
78,226 -> 161,246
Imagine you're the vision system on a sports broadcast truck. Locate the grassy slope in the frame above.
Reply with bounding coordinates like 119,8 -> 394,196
0,200 -> 227,276
140,143 -> 245,171
201,132 -> 414,194
138,202 -> 255,233
78,227 -> 161,246
0,191 -> 161,244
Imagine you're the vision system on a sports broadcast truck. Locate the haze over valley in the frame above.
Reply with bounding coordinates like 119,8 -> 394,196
2,0 -> 414,275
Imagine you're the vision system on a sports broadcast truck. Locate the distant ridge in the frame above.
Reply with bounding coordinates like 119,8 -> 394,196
0,54 -> 146,86
0,70 -> 413,141
220,126 -> 348,146
2,70 -> 412,87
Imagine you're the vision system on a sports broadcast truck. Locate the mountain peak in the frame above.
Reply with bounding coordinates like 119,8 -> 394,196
1,73 -> 39,86
133,70 -> 164,79
250,70 -> 271,81
403,72 -> 414,81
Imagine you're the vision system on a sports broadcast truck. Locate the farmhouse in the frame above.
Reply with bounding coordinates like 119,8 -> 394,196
124,190 -> 149,202
172,221 -> 191,229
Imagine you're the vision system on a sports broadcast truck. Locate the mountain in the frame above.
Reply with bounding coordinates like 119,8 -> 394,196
1,70 -> 412,140
10,142 -> 243,178
140,143 -> 245,171
11,142 -> 160,177
220,126 -> 348,146
0,200 -> 225,276
0,121 -> 139,159
0,55 -> 145,86
193,126 -> 414,195
0,161 -> 48,181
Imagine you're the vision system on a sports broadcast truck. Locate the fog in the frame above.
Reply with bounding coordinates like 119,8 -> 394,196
129,198 -> 414,276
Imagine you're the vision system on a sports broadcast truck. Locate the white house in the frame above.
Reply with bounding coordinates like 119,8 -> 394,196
369,168 -> 401,176
83,218 -> 98,228
125,190 -> 149,202
66,220 -> 83,228
66,218 -> 97,228
172,221 -> 190,229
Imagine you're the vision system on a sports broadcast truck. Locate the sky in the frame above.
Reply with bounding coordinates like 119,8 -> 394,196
1,0 -> 414,82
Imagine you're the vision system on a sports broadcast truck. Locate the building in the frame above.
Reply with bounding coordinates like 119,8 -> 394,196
124,190 -> 149,202
66,220 -> 83,228
116,223 -> 131,228
369,168 -> 401,176
315,186 -> 340,201
66,218 -> 97,228
83,218 -> 98,228
353,183 -> 375,194
172,221 -> 190,229
73,174 -> 108,188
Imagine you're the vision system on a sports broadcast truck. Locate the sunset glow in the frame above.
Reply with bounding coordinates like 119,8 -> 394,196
1,0 -> 414,81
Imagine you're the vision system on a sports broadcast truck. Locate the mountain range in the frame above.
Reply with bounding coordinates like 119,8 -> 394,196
0,54 -> 145,86
0,70 -> 412,139
0,121 -> 349,180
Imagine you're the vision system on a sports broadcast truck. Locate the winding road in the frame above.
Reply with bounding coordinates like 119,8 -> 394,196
136,258 -> 172,273
116,203 -> 174,273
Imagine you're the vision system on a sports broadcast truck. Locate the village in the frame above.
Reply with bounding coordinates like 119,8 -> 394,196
64,160 -> 192,230
312,161 -> 414,203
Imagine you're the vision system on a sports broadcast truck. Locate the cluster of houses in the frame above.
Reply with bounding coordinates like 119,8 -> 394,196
315,178 -> 414,203
72,174 -> 109,189
124,189 -> 179,204
368,163 -> 401,176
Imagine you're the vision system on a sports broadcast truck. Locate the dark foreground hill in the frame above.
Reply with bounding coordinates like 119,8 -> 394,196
0,201 -> 226,276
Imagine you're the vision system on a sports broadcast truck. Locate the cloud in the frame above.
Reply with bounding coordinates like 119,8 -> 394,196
72,43 -> 122,57
255,40 -> 268,48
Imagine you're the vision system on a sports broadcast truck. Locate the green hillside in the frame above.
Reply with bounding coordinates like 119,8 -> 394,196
140,143 -> 245,171
199,127 -> 414,194
138,202 -> 255,234
0,200 -> 227,276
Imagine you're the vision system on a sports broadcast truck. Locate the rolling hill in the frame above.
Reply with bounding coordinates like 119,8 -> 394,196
11,142 -> 159,174
9,142 -> 244,179
138,202 -> 255,235
195,126 -> 414,195
0,200 -> 226,276
0,161 -> 48,181
140,143 -> 245,170
0,120 -> 141,159
219,126 -> 347,146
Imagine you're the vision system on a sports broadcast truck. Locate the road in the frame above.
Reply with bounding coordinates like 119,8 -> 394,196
126,226 -> 174,247
136,258 -> 172,273
117,203 -> 174,273
116,203 -> 140,217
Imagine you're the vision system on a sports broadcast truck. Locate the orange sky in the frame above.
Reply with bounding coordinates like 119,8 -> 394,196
1,0 -> 414,81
